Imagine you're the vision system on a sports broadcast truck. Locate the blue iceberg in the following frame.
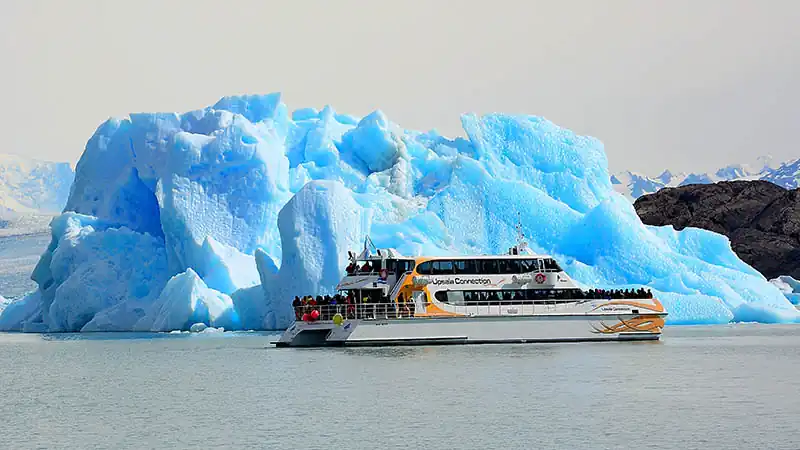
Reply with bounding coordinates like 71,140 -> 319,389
1,93 -> 797,332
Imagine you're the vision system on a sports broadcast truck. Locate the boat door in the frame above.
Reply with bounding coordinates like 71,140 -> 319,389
413,291 -> 427,314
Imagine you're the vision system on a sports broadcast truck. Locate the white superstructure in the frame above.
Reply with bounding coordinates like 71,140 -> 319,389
277,239 -> 667,347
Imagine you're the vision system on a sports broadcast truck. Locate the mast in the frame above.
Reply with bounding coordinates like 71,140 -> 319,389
513,212 -> 528,254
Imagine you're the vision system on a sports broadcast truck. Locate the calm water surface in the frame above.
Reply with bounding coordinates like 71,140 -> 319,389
0,232 -> 49,298
1,324 -> 799,450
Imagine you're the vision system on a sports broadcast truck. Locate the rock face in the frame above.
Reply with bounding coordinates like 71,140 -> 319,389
635,180 -> 800,280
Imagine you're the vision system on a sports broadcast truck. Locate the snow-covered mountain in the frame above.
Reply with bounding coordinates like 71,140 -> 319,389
0,153 -> 74,215
761,159 -> 800,190
613,156 -> 798,200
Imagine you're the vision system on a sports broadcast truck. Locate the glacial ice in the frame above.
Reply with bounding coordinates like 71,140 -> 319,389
769,276 -> 800,305
1,92 -> 798,332
134,269 -> 240,332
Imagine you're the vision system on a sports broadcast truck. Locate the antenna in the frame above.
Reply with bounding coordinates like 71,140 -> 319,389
365,235 -> 378,254
514,212 -> 528,253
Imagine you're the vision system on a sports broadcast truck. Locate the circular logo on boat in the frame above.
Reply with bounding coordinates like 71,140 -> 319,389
535,273 -> 546,284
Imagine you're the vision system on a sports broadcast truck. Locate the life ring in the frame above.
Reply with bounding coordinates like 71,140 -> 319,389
535,273 -> 546,284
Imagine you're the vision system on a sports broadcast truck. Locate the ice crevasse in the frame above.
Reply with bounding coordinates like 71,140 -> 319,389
1,93 -> 797,332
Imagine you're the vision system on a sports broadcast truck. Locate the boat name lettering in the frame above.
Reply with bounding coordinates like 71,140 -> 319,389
432,277 -> 492,286
600,306 -> 631,311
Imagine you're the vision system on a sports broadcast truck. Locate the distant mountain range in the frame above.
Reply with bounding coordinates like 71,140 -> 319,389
612,156 -> 800,200
0,153 -> 74,221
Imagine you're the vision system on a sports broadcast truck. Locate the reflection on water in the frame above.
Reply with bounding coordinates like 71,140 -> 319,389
1,324 -> 799,450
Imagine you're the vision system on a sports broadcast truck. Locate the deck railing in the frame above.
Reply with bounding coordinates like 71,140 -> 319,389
294,302 -> 421,322
294,293 -> 657,323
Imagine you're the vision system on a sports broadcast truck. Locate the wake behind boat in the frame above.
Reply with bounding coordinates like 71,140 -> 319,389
276,236 -> 667,347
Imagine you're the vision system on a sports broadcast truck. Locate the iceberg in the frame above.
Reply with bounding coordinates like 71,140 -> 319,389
769,276 -> 800,305
1,92 -> 797,332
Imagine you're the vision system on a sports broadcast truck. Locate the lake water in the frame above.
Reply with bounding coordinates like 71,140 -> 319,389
0,232 -> 50,299
1,324 -> 799,450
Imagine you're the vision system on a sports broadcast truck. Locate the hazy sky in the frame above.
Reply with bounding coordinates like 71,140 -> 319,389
1,0 -> 799,174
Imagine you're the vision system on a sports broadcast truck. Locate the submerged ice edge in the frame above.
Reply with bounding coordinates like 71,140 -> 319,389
1,92 -> 797,332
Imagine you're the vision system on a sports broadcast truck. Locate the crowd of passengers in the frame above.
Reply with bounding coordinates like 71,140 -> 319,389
454,288 -> 653,303
583,288 -> 653,299
345,261 -> 376,274
292,288 -> 654,322
291,293 -> 416,322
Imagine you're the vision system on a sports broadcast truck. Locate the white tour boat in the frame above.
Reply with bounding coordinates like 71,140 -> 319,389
276,237 -> 667,347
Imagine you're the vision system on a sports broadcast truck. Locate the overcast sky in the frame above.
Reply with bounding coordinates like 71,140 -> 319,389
1,0 -> 799,174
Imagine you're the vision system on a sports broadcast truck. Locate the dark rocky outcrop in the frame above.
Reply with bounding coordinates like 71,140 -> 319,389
634,180 -> 800,279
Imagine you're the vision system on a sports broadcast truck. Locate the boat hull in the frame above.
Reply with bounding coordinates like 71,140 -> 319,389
275,313 -> 664,347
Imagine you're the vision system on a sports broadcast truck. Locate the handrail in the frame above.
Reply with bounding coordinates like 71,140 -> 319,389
293,302 -> 422,321
389,271 -> 413,299
292,295 -> 658,323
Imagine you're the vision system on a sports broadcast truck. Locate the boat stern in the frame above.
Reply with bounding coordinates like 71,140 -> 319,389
276,320 -> 355,347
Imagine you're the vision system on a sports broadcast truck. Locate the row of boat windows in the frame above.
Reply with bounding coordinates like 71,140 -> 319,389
434,289 -> 583,305
416,258 -> 562,276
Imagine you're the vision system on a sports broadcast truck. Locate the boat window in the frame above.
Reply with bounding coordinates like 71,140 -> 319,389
417,261 -> 432,275
433,260 -> 453,274
462,260 -> 478,274
543,258 -> 561,271
454,260 -> 478,274
497,259 -> 508,274
385,260 -> 395,271
438,289 -> 589,305
518,259 -> 530,272
505,259 -> 520,274
480,260 -> 498,274
398,260 -> 415,273
434,290 -> 448,303
447,291 -> 465,306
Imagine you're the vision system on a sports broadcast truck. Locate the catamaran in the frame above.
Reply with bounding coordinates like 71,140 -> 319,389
276,237 -> 667,347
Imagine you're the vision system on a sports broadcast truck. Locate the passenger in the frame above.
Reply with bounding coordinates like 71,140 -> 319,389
346,262 -> 356,275
408,295 -> 416,317
320,295 -> 330,320
346,295 -> 356,319
361,261 -> 372,273
397,293 -> 406,318
292,296 -> 302,320
379,295 -> 389,319
330,295 -> 338,317
401,294 -> 411,318
362,295 -> 370,319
